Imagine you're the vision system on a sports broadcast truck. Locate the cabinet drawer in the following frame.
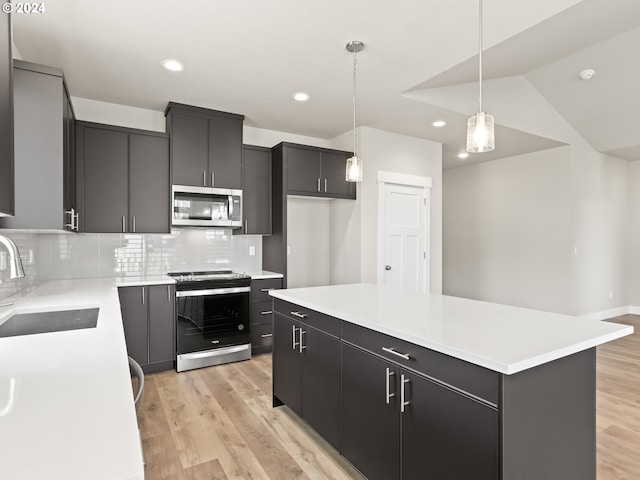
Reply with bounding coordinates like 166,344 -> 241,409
274,299 -> 341,338
251,301 -> 274,325
251,322 -> 274,349
251,278 -> 283,302
342,322 -> 499,406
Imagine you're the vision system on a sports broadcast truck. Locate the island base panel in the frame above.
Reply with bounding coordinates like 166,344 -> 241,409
502,348 -> 596,480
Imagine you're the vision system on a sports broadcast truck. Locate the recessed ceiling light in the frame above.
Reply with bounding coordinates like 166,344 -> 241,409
162,59 -> 184,72
579,69 -> 595,80
432,120 -> 447,127
292,92 -> 310,102
458,152 -> 469,159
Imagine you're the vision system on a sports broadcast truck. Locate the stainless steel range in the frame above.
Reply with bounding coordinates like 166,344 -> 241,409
167,270 -> 252,372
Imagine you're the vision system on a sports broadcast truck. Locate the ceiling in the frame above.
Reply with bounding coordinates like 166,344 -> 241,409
12,0 -> 639,169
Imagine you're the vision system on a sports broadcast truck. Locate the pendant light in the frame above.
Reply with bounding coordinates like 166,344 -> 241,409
345,40 -> 364,182
466,0 -> 495,153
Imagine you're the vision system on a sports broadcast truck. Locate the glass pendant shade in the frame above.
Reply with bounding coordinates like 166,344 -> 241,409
466,112 -> 494,153
345,155 -> 363,182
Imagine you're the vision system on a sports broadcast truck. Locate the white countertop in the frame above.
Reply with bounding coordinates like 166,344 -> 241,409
244,270 -> 284,280
270,283 -> 633,375
0,279 -> 144,480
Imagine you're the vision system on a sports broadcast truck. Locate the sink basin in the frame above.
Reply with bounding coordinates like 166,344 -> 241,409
0,307 -> 99,338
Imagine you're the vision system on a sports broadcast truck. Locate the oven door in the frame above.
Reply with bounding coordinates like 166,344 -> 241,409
176,286 -> 250,355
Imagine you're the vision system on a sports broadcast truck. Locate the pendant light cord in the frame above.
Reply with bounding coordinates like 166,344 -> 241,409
478,0 -> 483,113
352,49 -> 358,157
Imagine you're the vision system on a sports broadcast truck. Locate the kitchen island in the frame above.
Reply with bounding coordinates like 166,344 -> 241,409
270,283 -> 633,480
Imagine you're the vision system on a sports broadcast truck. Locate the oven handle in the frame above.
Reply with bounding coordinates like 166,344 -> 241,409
176,286 -> 251,297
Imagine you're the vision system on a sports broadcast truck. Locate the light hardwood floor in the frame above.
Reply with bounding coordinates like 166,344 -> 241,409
137,314 -> 640,480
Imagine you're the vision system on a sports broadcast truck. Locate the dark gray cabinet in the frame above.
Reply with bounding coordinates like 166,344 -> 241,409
165,102 -> 243,189
249,277 -> 282,354
284,143 -> 356,199
0,14 -> 13,217
119,284 -> 175,373
273,298 -> 596,480
0,60 -> 77,230
342,344 -> 400,480
76,122 -> 170,233
237,145 -> 271,235
272,306 -> 341,451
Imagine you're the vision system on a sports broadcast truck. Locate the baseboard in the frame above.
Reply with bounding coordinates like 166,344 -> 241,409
580,306 -> 631,321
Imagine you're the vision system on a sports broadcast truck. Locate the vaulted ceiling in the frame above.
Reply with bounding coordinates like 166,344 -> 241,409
12,0 -> 639,169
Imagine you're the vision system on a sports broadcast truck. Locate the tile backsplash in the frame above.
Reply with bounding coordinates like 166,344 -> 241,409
0,229 -> 262,301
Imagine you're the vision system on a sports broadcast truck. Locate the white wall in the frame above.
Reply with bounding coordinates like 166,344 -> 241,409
71,97 -> 166,132
330,127 -> 443,292
286,197 -> 331,288
444,147 -> 573,313
628,161 -> 640,306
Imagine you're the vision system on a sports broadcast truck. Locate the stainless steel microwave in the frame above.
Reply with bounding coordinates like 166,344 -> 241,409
172,185 -> 242,228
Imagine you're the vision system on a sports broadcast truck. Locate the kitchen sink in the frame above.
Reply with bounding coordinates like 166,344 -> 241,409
0,307 -> 99,338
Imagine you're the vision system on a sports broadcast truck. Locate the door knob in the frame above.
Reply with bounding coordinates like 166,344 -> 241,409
385,265 -> 392,271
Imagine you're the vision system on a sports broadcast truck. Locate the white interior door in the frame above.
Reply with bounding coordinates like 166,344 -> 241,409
379,178 -> 430,292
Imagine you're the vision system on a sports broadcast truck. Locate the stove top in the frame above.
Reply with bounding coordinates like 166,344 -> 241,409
167,270 -> 251,285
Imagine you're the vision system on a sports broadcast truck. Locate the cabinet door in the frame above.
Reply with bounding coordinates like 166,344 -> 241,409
0,14 -> 13,216
286,146 -> 321,194
63,93 -> 76,226
401,370 -> 499,480
272,313 -> 302,415
148,284 -> 175,365
119,286 -> 148,367
239,145 -> 271,234
209,119 -> 242,189
342,343 -> 400,480
129,133 -> 170,233
321,151 -> 355,198
301,327 -> 341,451
171,113 -> 208,187
82,127 -> 128,233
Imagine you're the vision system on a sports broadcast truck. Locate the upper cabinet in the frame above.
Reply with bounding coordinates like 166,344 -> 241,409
0,14 -> 13,217
279,143 -> 356,200
76,121 -> 170,234
0,60 -> 76,230
236,144 -> 272,235
165,102 -> 243,189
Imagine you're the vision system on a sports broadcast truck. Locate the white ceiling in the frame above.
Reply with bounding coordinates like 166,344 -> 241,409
12,0 -> 637,168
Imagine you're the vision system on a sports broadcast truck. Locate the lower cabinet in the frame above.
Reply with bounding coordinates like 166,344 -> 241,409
272,312 -> 341,451
118,284 -> 175,373
342,344 -> 400,480
250,277 -> 282,354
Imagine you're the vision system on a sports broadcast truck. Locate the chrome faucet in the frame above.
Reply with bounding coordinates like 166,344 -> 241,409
0,234 -> 25,279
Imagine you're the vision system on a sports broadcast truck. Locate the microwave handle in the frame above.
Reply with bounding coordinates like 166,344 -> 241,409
228,195 -> 234,218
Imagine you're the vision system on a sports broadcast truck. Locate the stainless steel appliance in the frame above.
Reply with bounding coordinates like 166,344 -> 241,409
172,185 -> 242,228
168,270 -> 251,372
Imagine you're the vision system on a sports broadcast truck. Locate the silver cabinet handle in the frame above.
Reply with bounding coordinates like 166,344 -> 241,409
385,367 -> 396,404
292,325 -> 300,349
122,216 -> 126,233
132,216 -> 136,233
317,178 -> 321,192
261,333 -> 273,338
401,374 -> 410,413
324,178 -> 327,192
244,219 -> 248,234
260,310 -> 273,315
211,171 -> 215,187
203,171 -> 207,186
74,210 -> 79,231
299,329 -> 306,353
167,285 -> 172,302
65,208 -> 75,230
382,347 -> 411,360
141,287 -> 145,305
260,288 -> 275,292
291,311 -> 307,319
